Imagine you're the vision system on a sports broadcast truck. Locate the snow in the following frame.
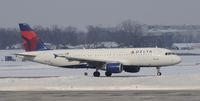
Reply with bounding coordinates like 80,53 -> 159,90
0,75 -> 200,91
172,43 -> 200,50
148,29 -> 187,33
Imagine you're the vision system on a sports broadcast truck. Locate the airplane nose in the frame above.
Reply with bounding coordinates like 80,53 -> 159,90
175,56 -> 182,64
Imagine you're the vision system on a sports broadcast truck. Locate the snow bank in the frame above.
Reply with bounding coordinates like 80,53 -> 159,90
0,74 -> 200,91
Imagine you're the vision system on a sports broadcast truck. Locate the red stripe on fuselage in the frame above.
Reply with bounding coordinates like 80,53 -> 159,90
21,31 -> 39,51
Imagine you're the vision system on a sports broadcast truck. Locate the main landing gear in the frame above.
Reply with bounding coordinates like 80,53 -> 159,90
105,72 -> 112,77
156,67 -> 162,76
93,71 -> 100,77
93,70 -> 113,77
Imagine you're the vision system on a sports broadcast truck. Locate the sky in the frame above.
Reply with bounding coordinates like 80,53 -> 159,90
0,0 -> 200,30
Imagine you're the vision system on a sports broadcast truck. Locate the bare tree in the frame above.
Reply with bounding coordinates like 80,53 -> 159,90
116,20 -> 147,47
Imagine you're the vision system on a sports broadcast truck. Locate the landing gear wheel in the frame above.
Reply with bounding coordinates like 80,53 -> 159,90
93,71 -> 100,77
84,72 -> 88,76
156,67 -> 162,76
157,72 -> 162,76
105,72 -> 112,77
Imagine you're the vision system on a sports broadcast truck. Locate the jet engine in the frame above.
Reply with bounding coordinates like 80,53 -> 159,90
123,66 -> 140,73
106,63 -> 123,73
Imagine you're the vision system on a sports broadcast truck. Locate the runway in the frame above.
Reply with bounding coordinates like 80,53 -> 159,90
0,91 -> 200,101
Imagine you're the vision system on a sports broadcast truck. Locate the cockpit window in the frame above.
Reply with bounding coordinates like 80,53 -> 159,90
165,52 -> 176,55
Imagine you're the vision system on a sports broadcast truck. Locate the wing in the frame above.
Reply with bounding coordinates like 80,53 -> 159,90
54,54 -> 116,69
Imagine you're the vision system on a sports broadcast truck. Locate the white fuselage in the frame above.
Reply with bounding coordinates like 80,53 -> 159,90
17,48 -> 181,68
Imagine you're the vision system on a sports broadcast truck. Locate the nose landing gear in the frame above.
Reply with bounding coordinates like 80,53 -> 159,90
156,67 -> 162,76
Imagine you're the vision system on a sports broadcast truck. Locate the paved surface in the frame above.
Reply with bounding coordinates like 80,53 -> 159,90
0,91 -> 200,101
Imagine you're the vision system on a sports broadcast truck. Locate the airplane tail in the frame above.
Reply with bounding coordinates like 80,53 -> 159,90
19,23 -> 49,52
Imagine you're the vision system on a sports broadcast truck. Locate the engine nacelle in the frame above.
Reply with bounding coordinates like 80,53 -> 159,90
106,63 -> 123,73
123,66 -> 140,73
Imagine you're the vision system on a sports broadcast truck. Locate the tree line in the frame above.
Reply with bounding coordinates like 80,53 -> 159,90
1,20 -> 200,49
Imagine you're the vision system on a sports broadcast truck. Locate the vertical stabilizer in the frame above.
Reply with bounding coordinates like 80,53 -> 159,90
19,23 -> 49,51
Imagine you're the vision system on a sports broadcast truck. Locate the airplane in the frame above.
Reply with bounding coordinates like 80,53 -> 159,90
16,23 -> 182,77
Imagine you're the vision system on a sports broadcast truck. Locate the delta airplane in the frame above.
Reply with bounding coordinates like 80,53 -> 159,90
16,23 -> 182,77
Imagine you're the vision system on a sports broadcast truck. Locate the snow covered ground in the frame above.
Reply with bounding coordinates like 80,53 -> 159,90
0,49 -> 200,91
1,74 -> 200,91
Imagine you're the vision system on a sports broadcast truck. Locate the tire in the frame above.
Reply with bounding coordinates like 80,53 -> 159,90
157,72 -> 162,76
93,71 -> 100,77
105,72 -> 112,77
84,72 -> 88,76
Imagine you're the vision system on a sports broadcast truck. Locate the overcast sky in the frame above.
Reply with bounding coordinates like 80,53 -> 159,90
0,0 -> 200,30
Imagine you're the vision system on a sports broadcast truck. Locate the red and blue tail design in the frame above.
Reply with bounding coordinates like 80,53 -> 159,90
19,23 -> 49,52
